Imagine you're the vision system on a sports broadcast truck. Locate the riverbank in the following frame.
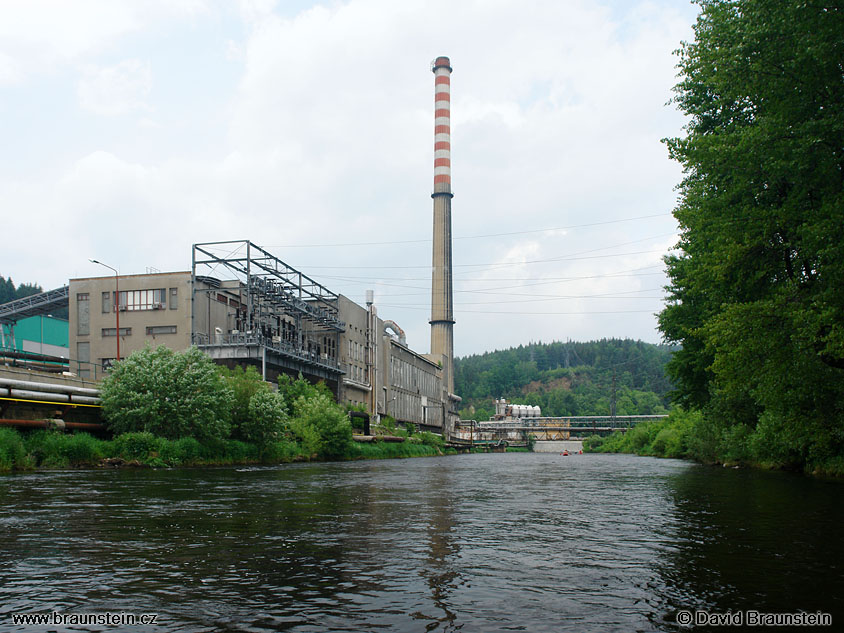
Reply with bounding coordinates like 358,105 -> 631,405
583,409 -> 844,477
0,428 -> 453,472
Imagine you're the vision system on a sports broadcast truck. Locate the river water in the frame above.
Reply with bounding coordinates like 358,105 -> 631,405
1,453 -> 842,632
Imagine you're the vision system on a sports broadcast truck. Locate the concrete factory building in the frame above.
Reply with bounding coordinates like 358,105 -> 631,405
64,55 -> 462,435
68,241 -> 446,433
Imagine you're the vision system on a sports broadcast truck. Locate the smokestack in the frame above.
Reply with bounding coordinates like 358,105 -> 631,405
430,56 -> 455,397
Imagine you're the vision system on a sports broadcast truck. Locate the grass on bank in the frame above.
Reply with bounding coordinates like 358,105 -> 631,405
0,427 -> 452,472
583,408 -> 844,477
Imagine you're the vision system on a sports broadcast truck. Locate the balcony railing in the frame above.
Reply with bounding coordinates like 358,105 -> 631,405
193,332 -> 340,372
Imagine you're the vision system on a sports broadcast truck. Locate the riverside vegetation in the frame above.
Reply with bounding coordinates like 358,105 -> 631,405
585,1 -> 844,477
0,345 -> 447,472
652,1 -> 844,476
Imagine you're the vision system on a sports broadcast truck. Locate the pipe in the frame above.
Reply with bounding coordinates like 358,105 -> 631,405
70,395 -> 101,405
0,377 -> 100,397
0,418 -> 106,432
383,320 -> 406,345
10,389 -> 69,403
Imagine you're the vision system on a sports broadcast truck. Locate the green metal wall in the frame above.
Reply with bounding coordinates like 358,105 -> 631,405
1,315 -> 69,351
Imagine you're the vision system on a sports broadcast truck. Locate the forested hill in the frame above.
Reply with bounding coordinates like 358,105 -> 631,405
454,339 -> 676,421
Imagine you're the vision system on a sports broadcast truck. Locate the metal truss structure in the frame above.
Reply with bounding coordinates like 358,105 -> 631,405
0,286 -> 69,325
191,241 -> 345,383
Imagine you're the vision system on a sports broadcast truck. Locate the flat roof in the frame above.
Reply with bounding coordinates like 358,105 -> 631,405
70,271 -> 190,282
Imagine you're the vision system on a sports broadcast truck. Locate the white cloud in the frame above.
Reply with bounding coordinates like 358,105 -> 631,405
0,0 -> 208,79
1,0 -> 697,354
77,59 -> 153,116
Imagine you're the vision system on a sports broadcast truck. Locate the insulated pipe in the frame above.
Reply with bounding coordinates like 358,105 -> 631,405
10,389 -> 70,403
383,320 -> 407,345
0,377 -> 100,397
0,419 -> 106,432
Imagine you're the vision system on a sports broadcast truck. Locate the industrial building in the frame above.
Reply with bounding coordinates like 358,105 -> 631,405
67,240 -> 448,433
1,315 -> 69,358
8,54 -> 462,437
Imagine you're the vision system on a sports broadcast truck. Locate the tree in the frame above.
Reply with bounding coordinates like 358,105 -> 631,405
244,390 -> 288,448
659,0 -> 844,467
217,365 -> 270,440
101,345 -> 233,441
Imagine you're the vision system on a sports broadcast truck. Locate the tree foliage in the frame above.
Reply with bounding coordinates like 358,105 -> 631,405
659,0 -> 844,469
244,390 -> 288,448
101,345 -> 233,440
455,339 -> 675,419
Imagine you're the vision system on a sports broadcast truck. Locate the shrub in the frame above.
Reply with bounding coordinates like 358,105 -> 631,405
244,390 -> 288,448
158,436 -> 203,465
0,428 -> 28,471
101,345 -> 233,441
114,432 -> 162,460
217,365 -> 270,440
582,435 -> 604,452
277,373 -> 332,416
417,431 -> 445,449
291,394 -> 352,460
58,433 -> 104,465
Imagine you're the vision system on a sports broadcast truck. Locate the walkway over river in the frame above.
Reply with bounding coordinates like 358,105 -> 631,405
1,453 -> 841,631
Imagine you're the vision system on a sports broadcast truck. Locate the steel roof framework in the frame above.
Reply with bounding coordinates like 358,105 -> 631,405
192,241 -> 343,333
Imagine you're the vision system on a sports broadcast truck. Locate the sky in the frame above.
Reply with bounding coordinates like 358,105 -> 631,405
0,0 -> 700,358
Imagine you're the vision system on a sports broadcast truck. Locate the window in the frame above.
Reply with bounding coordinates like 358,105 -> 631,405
169,287 -> 178,310
102,327 -> 131,337
146,325 -> 177,335
118,288 -> 166,311
77,341 -> 90,362
102,291 -> 111,314
76,293 -> 89,336
101,358 -> 115,372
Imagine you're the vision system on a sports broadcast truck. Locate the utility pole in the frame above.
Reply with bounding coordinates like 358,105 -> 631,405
90,259 -> 120,363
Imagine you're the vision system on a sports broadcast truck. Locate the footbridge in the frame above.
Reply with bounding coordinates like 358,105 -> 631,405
452,415 -> 668,449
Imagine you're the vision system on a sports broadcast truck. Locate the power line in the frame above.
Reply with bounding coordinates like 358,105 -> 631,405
377,305 -> 660,315
263,213 -> 674,248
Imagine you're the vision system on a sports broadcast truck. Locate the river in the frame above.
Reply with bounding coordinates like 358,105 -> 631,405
1,453 -> 841,632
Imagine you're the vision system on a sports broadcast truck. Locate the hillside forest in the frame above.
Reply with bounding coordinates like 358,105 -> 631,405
454,339 -> 675,421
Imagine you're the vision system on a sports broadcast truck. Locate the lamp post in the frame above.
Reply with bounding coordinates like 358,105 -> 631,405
90,259 -> 120,363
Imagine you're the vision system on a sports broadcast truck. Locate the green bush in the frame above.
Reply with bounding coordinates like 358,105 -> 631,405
416,431 -> 445,449
158,436 -> 203,465
291,394 -> 352,460
0,428 -> 28,471
582,435 -> 604,452
58,433 -> 104,465
217,365 -> 270,441
277,373 -> 332,416
114,432 -> 162,460
101,345 -> 233,441
244,390 -> 288,448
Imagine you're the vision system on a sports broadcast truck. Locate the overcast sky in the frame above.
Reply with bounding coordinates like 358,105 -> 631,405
1,0 -> 699,357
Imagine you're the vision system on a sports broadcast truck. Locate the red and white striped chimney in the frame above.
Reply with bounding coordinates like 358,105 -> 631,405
432,56 -> 452,193
430,56 -> 455,406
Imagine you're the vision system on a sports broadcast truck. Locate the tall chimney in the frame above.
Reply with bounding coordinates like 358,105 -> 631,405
430,56 -> 455,398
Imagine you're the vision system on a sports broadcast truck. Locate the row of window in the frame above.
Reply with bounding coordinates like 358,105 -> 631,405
349,364 -> 368,383
390,356 -> 439,398
101,326 -> 178,337
79,288 -> 179,314
349,339 -> 371,363
77,288 -> 179,335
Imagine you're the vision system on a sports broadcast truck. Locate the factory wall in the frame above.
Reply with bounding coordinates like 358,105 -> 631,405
68,272 -> 192,377
1,315 -> 69,358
